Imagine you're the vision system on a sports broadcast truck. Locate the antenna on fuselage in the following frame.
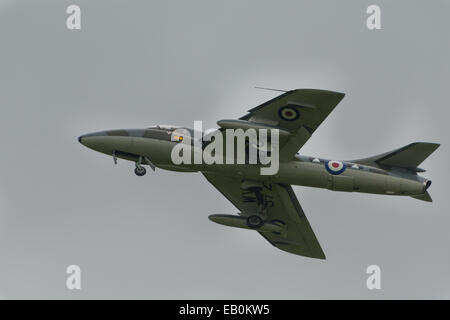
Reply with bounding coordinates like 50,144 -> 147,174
254,86 -> 289,93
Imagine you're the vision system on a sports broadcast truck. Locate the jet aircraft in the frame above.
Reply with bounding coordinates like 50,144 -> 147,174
79,89 -> 439,259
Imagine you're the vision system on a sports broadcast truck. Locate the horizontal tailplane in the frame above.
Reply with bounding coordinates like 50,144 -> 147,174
411,191 -> 432,202
352,142 -> 440,171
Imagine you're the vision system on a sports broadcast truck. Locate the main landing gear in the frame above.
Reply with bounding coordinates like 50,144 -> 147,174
241,181 -> 268,229
246,215 -> 264,229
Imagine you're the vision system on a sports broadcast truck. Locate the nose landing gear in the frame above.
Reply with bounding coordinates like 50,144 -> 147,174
134,166 -> 147,176
111,151 -> 155,176
134,156 -> 147,176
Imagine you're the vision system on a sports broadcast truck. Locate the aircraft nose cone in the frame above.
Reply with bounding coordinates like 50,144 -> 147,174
78,130 -> 133,154
77,131 -> 109,150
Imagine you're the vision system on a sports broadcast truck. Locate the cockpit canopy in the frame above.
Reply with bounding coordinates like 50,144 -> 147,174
147,124 -> 183,131
146,125 -> 195,142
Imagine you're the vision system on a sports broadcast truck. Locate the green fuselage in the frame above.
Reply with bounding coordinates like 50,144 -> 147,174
79,127 -> 428,197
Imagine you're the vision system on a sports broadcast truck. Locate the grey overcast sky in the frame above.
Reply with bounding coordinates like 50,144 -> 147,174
0,0 -> 449,299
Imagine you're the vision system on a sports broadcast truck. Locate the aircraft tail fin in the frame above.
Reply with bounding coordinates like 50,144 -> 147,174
411,191 -> 432,202
352,142 -> 440,171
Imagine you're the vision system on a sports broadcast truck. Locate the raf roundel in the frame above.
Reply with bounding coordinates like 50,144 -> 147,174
278,106 -> 300,121
325,160 -> 346,175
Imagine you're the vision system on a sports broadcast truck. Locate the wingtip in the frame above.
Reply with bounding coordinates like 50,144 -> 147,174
307,253 -> 326,260
317,252 -> 327,260
411,142 -> 440,148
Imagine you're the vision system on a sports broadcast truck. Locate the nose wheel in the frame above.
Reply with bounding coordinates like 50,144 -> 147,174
134,166 -> 146,176
134,156 -> 147,176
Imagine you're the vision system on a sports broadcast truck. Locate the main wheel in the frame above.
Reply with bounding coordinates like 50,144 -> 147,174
134,166 -> 146,176
246,215 -> 264,229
